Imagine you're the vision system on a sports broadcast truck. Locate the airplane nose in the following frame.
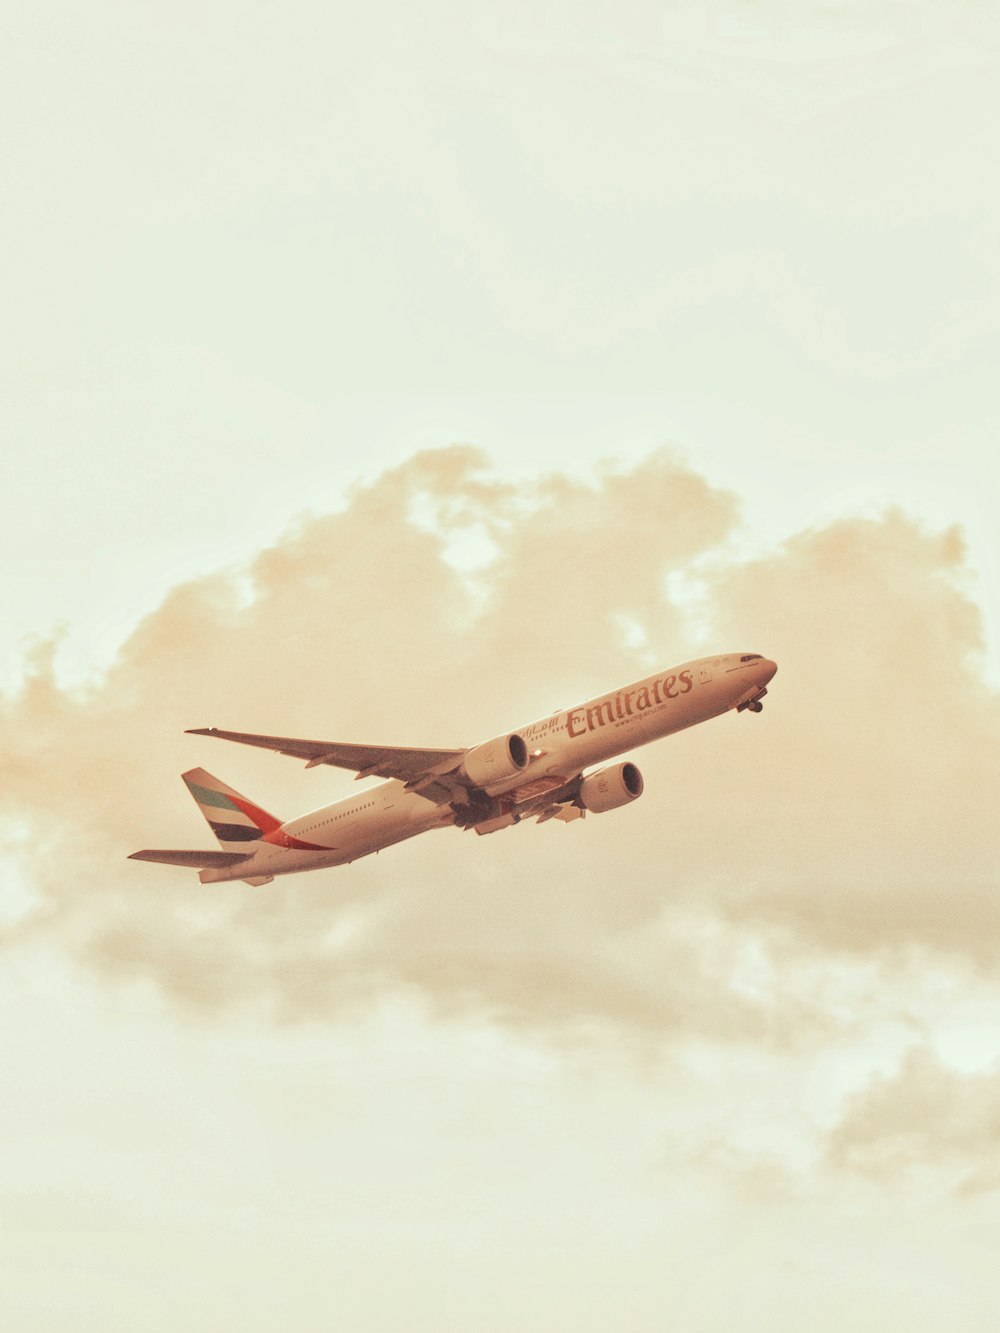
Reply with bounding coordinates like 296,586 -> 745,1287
762,659 -> 778,682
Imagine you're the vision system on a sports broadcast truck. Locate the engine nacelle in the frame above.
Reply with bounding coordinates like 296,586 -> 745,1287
461,733 -> 529,790
578,761 -> 644,813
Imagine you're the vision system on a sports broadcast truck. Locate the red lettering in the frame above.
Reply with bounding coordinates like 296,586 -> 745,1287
569,669 -> 695,738
587,700 -> 615,730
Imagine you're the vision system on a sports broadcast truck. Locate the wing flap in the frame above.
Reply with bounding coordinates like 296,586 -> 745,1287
129,849 -> 253,869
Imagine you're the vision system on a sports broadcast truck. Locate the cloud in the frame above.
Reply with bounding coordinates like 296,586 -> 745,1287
702,512 -> 1000,963
1,447 -> 997,1037
827,1047 -> 1000,1193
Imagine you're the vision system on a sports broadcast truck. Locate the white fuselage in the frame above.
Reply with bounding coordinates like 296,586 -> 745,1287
199,653 -> 775,882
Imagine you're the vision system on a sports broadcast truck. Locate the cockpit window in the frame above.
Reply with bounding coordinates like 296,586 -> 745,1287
740,654 -> 763,662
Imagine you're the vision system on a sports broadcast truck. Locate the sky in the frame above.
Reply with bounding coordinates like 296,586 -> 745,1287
3,2 -> 1000,1329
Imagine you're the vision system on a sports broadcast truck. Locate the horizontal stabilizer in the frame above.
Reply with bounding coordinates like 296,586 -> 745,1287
129,849 -> 253,869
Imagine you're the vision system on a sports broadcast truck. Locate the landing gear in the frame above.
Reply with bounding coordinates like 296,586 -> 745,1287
737,686 -> 768,715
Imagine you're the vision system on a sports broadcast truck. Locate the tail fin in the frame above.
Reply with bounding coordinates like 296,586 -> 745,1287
181,768 -> 282,850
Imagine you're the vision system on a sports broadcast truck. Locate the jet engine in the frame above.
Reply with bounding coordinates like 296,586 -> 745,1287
460,733 -> 529,789
578,761 -> 644,813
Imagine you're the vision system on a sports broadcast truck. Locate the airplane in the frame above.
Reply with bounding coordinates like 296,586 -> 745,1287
130,652 -> 776,886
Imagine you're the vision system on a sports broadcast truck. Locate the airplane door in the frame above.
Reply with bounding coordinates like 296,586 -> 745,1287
381,788 -> 395,813
698,663 -> 713,686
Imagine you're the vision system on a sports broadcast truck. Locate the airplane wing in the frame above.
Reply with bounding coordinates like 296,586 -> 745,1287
535,802 -> 585,824
186,727 -> 466,789
186,729 -> 579,812
505,772 -> 586,822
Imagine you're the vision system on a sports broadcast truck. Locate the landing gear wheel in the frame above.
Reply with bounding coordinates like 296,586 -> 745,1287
748,700 -> 763,713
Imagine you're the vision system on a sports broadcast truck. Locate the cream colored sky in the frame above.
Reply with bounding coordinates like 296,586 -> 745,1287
3,2 -> 1000,1329
4,0 -> 999,690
